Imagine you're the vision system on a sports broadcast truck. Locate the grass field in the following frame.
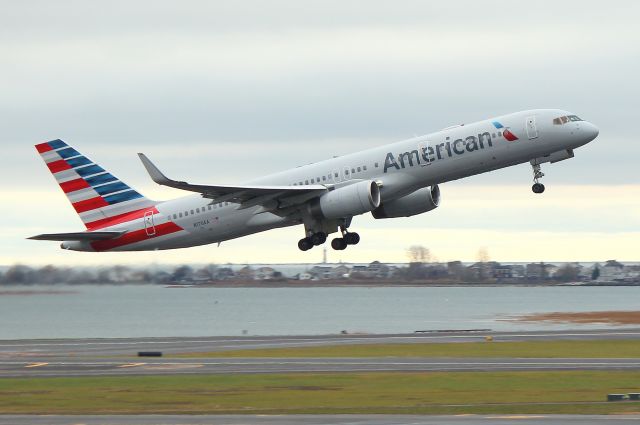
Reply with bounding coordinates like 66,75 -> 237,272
2,371 -> 640,415
174,339 -> 640,358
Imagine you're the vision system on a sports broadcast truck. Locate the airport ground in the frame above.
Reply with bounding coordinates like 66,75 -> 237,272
1,328 -> 640,422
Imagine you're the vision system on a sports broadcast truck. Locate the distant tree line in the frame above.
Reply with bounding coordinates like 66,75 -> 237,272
0,264 -> 214,285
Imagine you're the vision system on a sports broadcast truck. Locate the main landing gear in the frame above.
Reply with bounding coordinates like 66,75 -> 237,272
531,162 -> 545,194
297,226 -> 360,251
330,226 -> 360,251
297,232 -> 327,251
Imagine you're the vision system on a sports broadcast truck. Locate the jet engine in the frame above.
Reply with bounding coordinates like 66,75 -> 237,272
372,185 -> 440,219
309,180 -> 381,219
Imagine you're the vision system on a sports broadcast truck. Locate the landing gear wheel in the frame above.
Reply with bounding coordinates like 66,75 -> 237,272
530,162 -> 545,194
298,238 -> 313,251
310,232 -> 327,246
331,238 -> 347,250
344,232 -> 360,245
532,183 -> 545,194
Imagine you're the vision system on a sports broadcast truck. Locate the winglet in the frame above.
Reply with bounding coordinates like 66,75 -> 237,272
137,153 -> 173,186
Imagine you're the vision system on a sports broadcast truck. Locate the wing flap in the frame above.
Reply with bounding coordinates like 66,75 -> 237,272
28,231 -> 126,241
137,153 -> 328,205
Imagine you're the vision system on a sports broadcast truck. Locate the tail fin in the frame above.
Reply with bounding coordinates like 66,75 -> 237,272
35,139 -> 155,230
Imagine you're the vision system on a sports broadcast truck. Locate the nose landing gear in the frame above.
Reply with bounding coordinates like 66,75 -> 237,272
531,162 -> 545,194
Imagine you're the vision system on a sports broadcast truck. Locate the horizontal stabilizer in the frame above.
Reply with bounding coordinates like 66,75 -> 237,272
28,231 -> 125,241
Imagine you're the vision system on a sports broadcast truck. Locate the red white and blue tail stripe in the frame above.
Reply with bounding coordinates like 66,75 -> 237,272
35,139 -> 156,230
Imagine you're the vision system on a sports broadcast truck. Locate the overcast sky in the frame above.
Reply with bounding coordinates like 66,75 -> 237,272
1,0 -> 638,266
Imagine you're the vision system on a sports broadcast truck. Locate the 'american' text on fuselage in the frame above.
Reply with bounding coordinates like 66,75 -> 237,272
383,131 -> 493,173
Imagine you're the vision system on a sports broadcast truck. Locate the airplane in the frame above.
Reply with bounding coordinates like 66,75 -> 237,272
29,109 -> 599,252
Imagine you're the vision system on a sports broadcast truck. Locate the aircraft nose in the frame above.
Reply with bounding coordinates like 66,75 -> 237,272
582,122 -> 599,142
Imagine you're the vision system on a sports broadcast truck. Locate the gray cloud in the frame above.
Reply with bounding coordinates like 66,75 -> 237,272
1,1 -> 639,264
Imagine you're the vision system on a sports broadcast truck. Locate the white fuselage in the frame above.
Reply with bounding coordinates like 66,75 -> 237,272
70,109 -> 598,251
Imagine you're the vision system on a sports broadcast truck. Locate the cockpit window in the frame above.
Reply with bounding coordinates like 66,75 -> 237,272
553,115 -> 583,125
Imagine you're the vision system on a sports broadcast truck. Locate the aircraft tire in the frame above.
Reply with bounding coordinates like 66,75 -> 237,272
532,183 -> 545,194
345,232 -> 360,245
298,238 -> 313,251
311,232 -> 327,246
331,238 -> 347,250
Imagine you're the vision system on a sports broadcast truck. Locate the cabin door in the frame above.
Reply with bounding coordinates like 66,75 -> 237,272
144,210 -> 156,236
526,116 -> 538,139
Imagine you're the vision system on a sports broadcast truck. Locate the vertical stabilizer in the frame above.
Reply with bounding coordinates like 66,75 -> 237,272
35,139 -> 155,229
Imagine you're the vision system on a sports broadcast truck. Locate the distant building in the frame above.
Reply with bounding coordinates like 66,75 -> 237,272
331,265 -> 350,279
215,267 -> 235,280
309,265 -> 332,280
367,261 -> 390,278
254,266 -> 276,281
235,266 -> 254,280
349,265 -> 369,278
525,263 -> 549,280
511,265 -> 525,279
599,260 -> 626,281
493,264 -> 513,279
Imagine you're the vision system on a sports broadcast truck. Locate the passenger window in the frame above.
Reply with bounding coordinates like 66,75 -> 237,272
375,162 -> 379,168
334,173 -> 338,178
345,170 -> 349,175
179,212 -> 183,218
173,214 -> 177,219
363,165 -> 367,171
316,177 -> 320,181
498,132 -> 502,137
322,176 -> 326,181
310,179 -> 314,183
492,133 -> 496,138
351,168 -> 355,173
196,208 -> 200,213
357,167 -> 361,172
305,180 -> 309,184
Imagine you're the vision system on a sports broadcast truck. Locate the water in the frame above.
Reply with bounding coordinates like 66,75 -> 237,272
1,285 -> 638,339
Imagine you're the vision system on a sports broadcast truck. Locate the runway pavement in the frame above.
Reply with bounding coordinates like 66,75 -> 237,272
1,415 -> 639,425
2,357 -> 640,378
1,328 -> 639,377
2,328 -> 640,357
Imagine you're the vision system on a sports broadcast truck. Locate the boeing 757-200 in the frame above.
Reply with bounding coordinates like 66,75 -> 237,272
29,109 -> 599,252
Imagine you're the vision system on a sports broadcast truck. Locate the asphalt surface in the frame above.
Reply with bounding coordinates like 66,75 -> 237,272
2,328 -> 640,357
1,415 -> 639,425
3,357 -> 640,378
1,328 -> 640,378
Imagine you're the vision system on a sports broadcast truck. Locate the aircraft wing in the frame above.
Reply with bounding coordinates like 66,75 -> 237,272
138,153 -> 328,208
28,231 -> 126,241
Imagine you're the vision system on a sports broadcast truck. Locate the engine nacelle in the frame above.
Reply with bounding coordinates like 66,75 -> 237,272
310,180 -> 381,219
372,185 -> 440,219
